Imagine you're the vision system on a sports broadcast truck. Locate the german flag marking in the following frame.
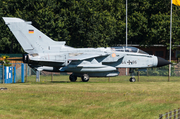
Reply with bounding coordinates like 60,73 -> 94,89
29,30 -> 34,34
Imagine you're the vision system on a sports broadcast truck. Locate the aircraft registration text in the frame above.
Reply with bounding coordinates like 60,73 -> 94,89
121,60 -> 137,65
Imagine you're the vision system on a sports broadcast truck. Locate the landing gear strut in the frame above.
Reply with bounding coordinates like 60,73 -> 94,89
69,74 -> 77,82
69,73 -> 90,82
129,68 -> 136,82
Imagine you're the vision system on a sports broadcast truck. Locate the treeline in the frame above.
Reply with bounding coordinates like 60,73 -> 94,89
0,0 -> 180,53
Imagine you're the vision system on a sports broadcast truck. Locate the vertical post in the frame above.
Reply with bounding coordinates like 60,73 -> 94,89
36,70 -> 40,82
159,114 -> 163,119
125,0 -> 128,77
169,0 -> 172,81
14,66 -> 16,83
2,64 -> 4,84
126,0 -> 128,48
166,112 -> 168,119
25,64 -> 28,82
168,64 -> 171,82
9,67 -> 12,83
138,71 -> 140,82
178,108 -> 180,119
21,63 -> 24,83
51,72 -> 53,82
4,66 -> 7,83
170,111 -> 172,119
126,68 -> 127,76
174,109 -> 176,119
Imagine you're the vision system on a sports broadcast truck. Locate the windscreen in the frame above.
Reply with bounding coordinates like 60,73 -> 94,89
111,46 -> 148,54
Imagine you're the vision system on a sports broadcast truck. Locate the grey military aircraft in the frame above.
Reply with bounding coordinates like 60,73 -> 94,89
3,17 -> 171,82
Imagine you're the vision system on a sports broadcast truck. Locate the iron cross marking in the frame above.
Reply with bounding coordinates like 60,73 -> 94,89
127,60 -> 132,65
127,60 -> 137,65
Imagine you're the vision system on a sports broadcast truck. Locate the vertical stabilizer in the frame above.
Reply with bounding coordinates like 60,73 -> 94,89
3,17 -> 65,54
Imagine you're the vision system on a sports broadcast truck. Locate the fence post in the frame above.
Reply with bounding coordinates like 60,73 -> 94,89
25,64 -> 28,82
9,67 -> 12,83
178,108 -> 180,119
21,63 -> 24,83
138,71 -> 140,82
174,109 -> 176,119
36,70 -> 40,82
166,112 -> 168,119
168,64 -> 170,82
51,72 -> 53,82
14,66 -> 16,83
170,111 -> 172,119
159,114 -> 163,119
2,64 -> 4,84
4,66 -> 7,83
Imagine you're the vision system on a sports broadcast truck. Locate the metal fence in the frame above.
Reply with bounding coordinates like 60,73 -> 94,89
0,62 -> 180,83
135,68 -> 170,76
13,63 -> 32,82
133,64 -> 177,76
0,65 -> 3,83
159,108 -> 180,119
0,63 -> 33,83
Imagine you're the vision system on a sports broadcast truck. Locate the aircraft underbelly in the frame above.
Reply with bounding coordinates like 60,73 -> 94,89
29,61 -> 64,67
61,65 -> 116,72
74,71 -> 119,77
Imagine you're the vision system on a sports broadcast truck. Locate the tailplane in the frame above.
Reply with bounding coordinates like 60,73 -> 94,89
3,17 -> 65,54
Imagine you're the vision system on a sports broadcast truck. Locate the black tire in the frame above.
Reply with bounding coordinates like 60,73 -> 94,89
69,74 -> 77,82
81,74 -> 89,82
129,78 -> 136,82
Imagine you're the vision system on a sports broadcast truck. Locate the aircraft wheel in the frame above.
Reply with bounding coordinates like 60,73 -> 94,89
129,78 -> 136,82
69,74 -> 77,82
81,74 -> 89,82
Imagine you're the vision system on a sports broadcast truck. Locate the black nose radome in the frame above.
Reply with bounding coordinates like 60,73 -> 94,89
157,57 -> 171,67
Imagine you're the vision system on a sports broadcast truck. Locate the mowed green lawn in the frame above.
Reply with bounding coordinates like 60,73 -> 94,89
0,75 -> 180,119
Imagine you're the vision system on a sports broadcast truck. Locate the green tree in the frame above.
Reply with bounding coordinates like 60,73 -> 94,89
1,0 -> 180,53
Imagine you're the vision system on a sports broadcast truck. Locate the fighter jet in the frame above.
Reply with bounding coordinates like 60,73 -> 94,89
2,17 -> 171,82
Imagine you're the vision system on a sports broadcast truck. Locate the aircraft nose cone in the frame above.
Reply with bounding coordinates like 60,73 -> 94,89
157,57 -> 171,67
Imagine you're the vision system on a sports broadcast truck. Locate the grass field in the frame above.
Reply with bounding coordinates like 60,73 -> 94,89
0,75 -> 180,119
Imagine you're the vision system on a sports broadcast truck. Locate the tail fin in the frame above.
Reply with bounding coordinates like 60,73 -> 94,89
3,17 -> 65,54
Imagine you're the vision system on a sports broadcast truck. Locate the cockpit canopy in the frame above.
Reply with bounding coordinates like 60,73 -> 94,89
111,46 -> 148,54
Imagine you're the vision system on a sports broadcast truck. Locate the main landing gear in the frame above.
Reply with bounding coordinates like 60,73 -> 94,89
129,68 -> 136,82
69,74 -> 77,82
69,74 -> 90,82
129,77 -> 136,82
81,74 -> 89,82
